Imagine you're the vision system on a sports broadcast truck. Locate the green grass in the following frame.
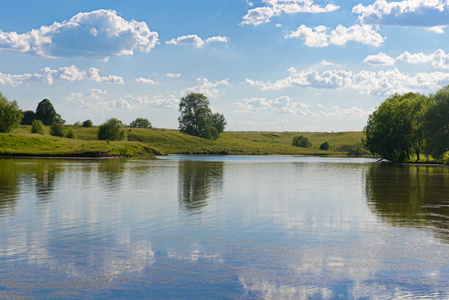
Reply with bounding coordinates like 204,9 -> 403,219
2,125 -> 368,157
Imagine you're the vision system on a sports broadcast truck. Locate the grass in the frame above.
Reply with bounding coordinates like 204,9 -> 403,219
2,125 -> 369,157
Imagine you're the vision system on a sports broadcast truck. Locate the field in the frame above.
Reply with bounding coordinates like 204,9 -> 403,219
0,125 -> 368,157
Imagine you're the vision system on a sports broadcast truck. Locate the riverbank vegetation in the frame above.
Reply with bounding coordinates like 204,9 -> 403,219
364,85 -> 449,164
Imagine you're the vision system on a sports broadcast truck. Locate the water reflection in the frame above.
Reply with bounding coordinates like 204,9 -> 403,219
366,164 -> 449,240
98,159 -> 126,191
178,160 -> 223,214
0,159 -> 19,215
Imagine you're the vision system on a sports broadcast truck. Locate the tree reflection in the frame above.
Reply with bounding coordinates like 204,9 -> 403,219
0,159 -> 19,215
178,160 -> 223,214
97,159 -> 126,192
366,164 -> 449,240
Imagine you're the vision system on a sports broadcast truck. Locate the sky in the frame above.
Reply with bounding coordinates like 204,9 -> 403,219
1,0 -> 449,132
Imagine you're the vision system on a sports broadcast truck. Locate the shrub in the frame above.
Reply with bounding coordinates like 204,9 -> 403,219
292,135 -> 312,148
65,128 -> 76,139
130,118 -> 152,128
98,118 -> 127,141
0,93 -> 23,133
21,110 -> 36,125
82,119 -> 93,127
31,119 -> 45,135
74,121 -> 81,126
50,122 -> 65,137
320,141 -> 330,150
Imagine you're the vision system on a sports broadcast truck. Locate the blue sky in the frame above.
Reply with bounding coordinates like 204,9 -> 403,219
1,0 -> 449,131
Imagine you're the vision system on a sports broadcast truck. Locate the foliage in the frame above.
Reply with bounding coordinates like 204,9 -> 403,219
36,99 -> 65,125
21,110 -> 36,125
422,86 -> 449,160
130,118 -> 152,128
292,135 -> 312,148
82,119 -> 93,127
74,121 -> 82,126
178,93 -> 227,140
65,129 -> 76,139
0,93 -> 23,133
31,119 -> 45,135
50,122 -> 65,137
98,118 -> 128,141
363,92 -> 430,162
320,141 -> 330,150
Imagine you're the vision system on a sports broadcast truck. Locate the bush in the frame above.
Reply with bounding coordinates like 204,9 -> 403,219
31,119 -> 45,135
74,121 -> 81,126
98,118 -> 127,141
292,135 -> 312,148
320,141 -> 330,150
50,122 -> 65,137
82,119 -> 93,127
130,118 -> 152,128
65,128 -> 76,139
21,110 -> 36,125
0,93 -> 23,133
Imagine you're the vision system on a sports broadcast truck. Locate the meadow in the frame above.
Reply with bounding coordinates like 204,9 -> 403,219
0,125 -> 368,157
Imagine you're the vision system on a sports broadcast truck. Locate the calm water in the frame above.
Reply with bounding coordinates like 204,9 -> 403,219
1,156 -> 449,299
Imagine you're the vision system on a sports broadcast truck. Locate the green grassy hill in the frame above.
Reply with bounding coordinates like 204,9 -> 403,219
2,125 -> 368,157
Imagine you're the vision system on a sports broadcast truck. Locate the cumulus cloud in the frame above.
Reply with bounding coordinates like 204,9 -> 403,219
0,9 -> 158,60
0,65 -> 123,86
166,73 -> 181,78
67,88 -> 108,103
135,77 -> 159,84
245,66 -> 449,95
165,35 -> 229,48
363,49 -> 449,69
241,0 -> 339,26
364,52 -> 396,65
353,0 -> 449,32
286,24 -> 385,47
234,96 -> 314,115
79,93 -> 179,111
183,77 -> 230,97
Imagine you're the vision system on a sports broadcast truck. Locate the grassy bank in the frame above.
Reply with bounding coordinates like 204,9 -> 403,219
3,125 -> 368,157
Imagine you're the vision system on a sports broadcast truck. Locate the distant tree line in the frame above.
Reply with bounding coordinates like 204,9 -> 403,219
364,85 -> 449,163
0,92 -> 227,142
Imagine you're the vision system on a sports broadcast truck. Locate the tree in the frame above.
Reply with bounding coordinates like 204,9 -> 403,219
422,85 -> 449,159
50,122 -> 65,137
292,135 -> 312,148
31,119 -> 45,135
364,92 -> 430,162
130,118 -> 152,128
74,121 -> 82,126
320,141 -> 330,150
0,93 -> 23,133
178,93 -> 226,140
21,110 -> 36,125
35,99 -> 65,125
82,119 -> 93,127
98,118 -> 127,141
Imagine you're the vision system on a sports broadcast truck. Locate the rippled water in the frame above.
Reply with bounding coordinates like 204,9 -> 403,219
1,156 -> 449,298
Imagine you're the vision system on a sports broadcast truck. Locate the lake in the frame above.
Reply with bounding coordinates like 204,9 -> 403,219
1,156 -> 449,299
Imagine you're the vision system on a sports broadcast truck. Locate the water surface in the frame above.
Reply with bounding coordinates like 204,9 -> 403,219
1,156 -> 449,298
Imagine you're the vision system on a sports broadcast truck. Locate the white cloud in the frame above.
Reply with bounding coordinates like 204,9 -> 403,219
166,35 -> 229,48
397,49 -> 449,69
135,77 -> 159,85
364,52 -> 396,65
80,93 -> 179,111
166,73 -> 181,78
67,88 -> 108,103
240,0 -> 339,26
0,65 -> 124,86
0,9 -> 158,60
353,0 -> 449,32
286,24 -> 385,47
183,77 -> 230,97
234,96 -> 314,115
246,67 -> 449,95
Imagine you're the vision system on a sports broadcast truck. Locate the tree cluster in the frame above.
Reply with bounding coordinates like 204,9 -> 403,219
0,93 -> 22,133
178,93 -> 227,140
292,135 -> 312,148
364,86 -> 449,162
22,99 -> 65,126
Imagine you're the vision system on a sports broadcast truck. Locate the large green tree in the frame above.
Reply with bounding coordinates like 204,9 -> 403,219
363,92 -> 430,162
98,118 -> 127,141
422,85 -> 449,160
35,99 -> 65,125
0,93 -> 23,133
178,93 -> 227,140
130,118 -> 152,128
